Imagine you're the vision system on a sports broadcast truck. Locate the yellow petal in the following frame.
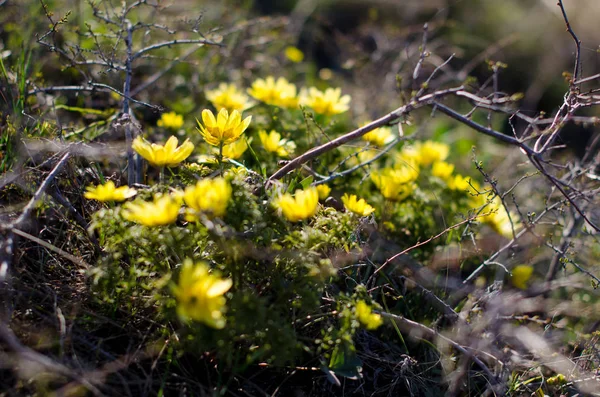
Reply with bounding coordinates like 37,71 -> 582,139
202,109 -> 216,127
206,279 -> 233,297
164,136 -> 179,154
216,108 -> 229,128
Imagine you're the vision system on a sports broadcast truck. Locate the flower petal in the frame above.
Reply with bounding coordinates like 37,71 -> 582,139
202,109 -> 217,128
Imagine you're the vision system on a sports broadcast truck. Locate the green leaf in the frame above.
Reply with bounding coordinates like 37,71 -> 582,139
327,341 -> 362,379
55,104 -> 116,117
300,176 -> 314,189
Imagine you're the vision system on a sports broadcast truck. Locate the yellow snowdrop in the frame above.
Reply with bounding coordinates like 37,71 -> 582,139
122,194 -> 181,226
415,140 -> 450,166
205,83 -> 253,112
221,138 -> 249,160
371,167 -> 417,201
341,193 -> 375,216
84,181 -> 137,202
183,177 -> 232,219
510,265 -> 533,289
157,111 -> 184,130
362,125 -> 394,147
284,46 -> 304,63
172,259 -> 232,329
196,108 -> 252,147
273,187 -> 319,222
247,76 -> 299,109
431,161 -> 455,181
259,130 -> 295,157
300,87 -> 350,116
316,184 -> 331,200
132,136 -> 194,167
355,300 -> 383,330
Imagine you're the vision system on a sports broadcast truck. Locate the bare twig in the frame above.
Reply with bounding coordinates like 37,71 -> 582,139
268,87 -> 464,181
379,311 -> 503,388
557,0 -> 582,82
412,23 -> 429,87
463,200 -> 567,284
12,152 -> 71,228
131,38 -> 222,60
11,228 -> 90,269
0,322 -> 103,396
372,213 -> 489,280
431,102 -> 538,157
312,138 -> 401,186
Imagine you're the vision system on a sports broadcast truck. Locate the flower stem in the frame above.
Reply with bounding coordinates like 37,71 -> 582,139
218,142 -> 224,175
159,167 -> 165,184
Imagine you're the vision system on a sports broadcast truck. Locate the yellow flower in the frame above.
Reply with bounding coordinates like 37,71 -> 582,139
415,140 -> 450,166
478,195 -> 516,239
316,184 -> 331,200
547,374 -> 567,386
284,46 -> 304,63
300,87 -> 350,116
172,259 -> 232,329
247,76 -> 299,109
205,83 -> 253,112
84,181 -> 137,202
371,168 -> 417,201
132,135 -> 194,167
195,154 -> 218,164
221,138 -> 249,160
273,187 -> 319,222
224,166 -> 248,178
448,174 -> 479,194
259,130 -> 296,157
362,125 -> 394,147
357,148 -> 378,164
395,145 -> 421,168
375,166 -> 419,185
196,108 -> 252,147
341,193 -> 375,216
431,161 -> 455,181
122,194 -> 181,226
355,300 -> 383,330
183,177 -> 232,219
509,265 -> 533,290
157,111 -> 184,130
396,141 -> 449,167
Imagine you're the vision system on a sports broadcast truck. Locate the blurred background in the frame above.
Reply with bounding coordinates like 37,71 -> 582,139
4,0 -> 600,154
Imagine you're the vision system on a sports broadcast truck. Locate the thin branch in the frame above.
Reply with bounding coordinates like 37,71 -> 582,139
463,200 -> 567,284
412,23 -> 429,87
1,151 -> 71,316
28,83 -> 161,110
130,42 -> 202,96
268,87 -> 464,181
378,311 -> 503,387
131,38 -> 222,60
400,276 -> 465,326
0,322 -> 103,396
313,138 -> 401,186
373,213 -> 488,279
431,101 -> 538,157
12,152 -> 71,228
11,228 -> 90,269
529,155 -> 600,232
557,0 -> 582,82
